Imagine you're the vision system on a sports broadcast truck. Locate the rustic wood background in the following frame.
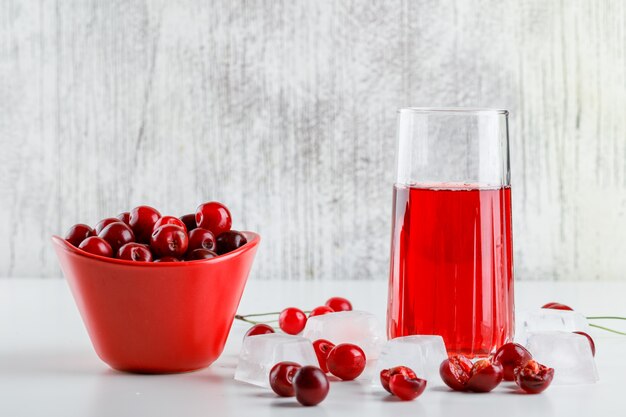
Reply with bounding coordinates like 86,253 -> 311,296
1,0 -> 624,280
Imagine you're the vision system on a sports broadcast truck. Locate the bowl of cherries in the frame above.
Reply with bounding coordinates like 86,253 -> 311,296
52,202 -> 260,374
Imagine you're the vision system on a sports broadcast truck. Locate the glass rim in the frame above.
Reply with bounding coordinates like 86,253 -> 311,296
398,107 -> 508,116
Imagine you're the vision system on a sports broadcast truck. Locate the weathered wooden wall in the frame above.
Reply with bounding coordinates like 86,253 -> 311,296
1,0 -> 624,280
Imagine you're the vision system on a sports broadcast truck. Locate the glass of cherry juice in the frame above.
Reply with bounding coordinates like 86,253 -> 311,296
387,108 -> 514,358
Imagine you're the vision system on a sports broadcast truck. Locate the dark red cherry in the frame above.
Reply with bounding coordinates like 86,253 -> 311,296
195,202 -> 232,236
269,361 -> 301,397
116,211 -> 131,225
95,218 -> 122,235
98,222 -> 135,254
129,205 -> 161,243
150,225 -> 188,258
65,224 -> 95,247
514,360 -> 554,394
117,243 -> 153,262
493,343 -> 533,381
187,228 -> 216,252
154,256 -> 180,263
185,248 -> 217,261
179,214 -> 197,232
293,366 -> 329,406
153,215 -> 187,233
78,236 -> 113,257
466,359 -> 503,393
216,230 -> 247,254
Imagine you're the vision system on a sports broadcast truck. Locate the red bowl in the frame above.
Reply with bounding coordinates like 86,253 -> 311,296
51,232 -> 260,373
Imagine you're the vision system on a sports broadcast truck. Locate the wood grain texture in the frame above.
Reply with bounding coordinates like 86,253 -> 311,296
1,0 -> 624,280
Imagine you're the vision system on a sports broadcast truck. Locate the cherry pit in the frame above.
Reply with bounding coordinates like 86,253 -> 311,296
64,202 -> 248,262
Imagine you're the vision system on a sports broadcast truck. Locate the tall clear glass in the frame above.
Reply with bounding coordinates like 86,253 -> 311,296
387,108 -> 514,358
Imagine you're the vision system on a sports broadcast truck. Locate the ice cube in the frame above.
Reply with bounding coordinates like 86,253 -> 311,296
515,308 -> 590,345
302,311 -> 384,360
234,333 -> 319,387
374,335 -> 448,386
525,331 -> 599,385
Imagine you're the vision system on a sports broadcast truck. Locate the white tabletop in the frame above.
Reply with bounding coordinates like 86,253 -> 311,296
1,279 -> 625,417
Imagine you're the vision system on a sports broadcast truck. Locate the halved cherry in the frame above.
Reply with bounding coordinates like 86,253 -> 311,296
542,302 -> 573,311
514,360 -> 554,394
574,331 -> 596,356
380,366 -> 417,394
439,355 -> 473,391
493,343 -> 533,381
466,359 -> 503,393
312,339 -> 335,373
389,373 -> 427,401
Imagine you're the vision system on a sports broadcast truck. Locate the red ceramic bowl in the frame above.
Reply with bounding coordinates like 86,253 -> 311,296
52,232 -> 260,373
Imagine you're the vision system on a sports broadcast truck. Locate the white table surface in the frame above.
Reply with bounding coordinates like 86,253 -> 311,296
1,279 -> 625,417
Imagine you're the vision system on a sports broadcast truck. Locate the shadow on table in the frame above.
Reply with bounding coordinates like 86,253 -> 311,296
0,349 -> 100,376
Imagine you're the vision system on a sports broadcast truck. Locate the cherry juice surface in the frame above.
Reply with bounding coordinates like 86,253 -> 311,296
387,184 -> 514,357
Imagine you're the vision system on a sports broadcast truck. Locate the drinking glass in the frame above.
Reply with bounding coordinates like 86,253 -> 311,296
387,108 -> 514,357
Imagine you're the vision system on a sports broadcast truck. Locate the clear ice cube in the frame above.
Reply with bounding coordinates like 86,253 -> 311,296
234,333 -> 319,387
525,331 -> 599,385
515,308 -> 590,345
374,335 -> 448,386
302,311 -> 384,360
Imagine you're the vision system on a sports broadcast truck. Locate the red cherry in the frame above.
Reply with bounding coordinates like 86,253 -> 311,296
493,343 -> 533,381
312,339 -> 335,373
278,307 -> 307,335
179,213 -> 197,232
78,236 -> 113,257
150,225 -> 188,258
129,205 -> 161,243
326,343 -> 366,381
542,302 -> 574,311
439,355 -> 473,391
98,222 -> 135,254
215,230 -> 247,254
269,361 -> 301,397
293,366 -> 329,406
574,331 -> 596,356
245,324 -> 275,337
309,306 -> 334,317
153,215 -> 187,233
94,217 -> 122,235
389,373 -> 427,401
514,360 -> 554,394
466,359 -> 503,393
187,228 -> 216,252
380,366 -> 417,394
325,297 -> 352,312
185,248 -> 218,261
65,224 -> 95,247
116,211 -> 131,225
117,243 -> 153,262
153,256 -> 180,262
195,202 -> 232,236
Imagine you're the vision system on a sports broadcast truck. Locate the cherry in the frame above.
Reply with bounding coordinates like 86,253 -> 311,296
95,217 -> 122,235
116,211 -> 131,225
269,361 -> 301,397
380,366 -> 417,394
188,228 -> 216,252
153,256 -> 180,262
312,339 -> 335,373
542,302 -> 573,311
215,231 -> 248,254
439,355 -> 473,391
326,343 -> 366,381
129,205 -> 162,243
98,222 -> 135,254
574,331 -> 596,356
195,201 -> 232,236
185,248 -> 218,261
78,236 -> 113,257
493,342 -> 533,381
153,215 -> 187,233
150,225 -> 188,258
389,373 -> 427,401
117,243 -> 153,262
514,360 -> 554,394
325,297 -> 352,312
466,359 -> 503,393
65,224 -> 95,247
278,307 -> 307,335
292,366 -> 329,406
309,306 -> 334,317
179,213 -> 197,232
245,324 -> 275,337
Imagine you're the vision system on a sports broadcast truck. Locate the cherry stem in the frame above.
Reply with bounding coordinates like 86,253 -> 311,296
586,316 -> 626,320
588,323 -> 626,336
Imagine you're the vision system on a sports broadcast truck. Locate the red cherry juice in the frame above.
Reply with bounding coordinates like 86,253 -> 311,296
387,184 -> 514,357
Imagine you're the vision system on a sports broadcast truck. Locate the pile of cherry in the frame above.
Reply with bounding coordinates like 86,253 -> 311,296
64,202 -> 247,262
